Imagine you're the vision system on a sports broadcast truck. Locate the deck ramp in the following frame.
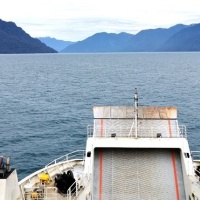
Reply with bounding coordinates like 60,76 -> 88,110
93,148 -> 185,200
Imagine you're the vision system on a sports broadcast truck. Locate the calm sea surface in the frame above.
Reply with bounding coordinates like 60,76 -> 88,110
0,52 -> 200,180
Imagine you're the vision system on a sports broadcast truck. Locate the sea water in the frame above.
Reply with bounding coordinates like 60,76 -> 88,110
0,52 -> 200,180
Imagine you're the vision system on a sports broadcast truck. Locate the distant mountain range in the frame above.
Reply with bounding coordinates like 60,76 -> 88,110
1,18 -> 200,54
60,32 -> 133,53
37,37 -> 74,52
0,19 -> 57,54
158,24 -> 200,51
122,24 -> 188,52
60,24 -> 200,53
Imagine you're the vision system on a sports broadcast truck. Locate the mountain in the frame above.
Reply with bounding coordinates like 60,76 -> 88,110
1,18 -> 200,53
61,24 -> 191,53
122,24 -> 188,52
61,32 -> 133,53
0,19 -> 57,54
37,37 -> 75,52
159,23 -> 200,51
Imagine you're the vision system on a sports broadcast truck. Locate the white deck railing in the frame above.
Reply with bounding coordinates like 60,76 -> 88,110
67,174 -> 90,200
45,150 -> 85,168
87,124 -> 187,138
192,151 -> 200,161
24,186 -> 59,200
66,180 -> 80,200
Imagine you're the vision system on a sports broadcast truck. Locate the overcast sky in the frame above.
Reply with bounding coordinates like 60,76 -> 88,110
1,0 -> 200,41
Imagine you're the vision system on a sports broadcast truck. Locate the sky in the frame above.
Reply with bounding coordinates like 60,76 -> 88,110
1,0 -> 200,42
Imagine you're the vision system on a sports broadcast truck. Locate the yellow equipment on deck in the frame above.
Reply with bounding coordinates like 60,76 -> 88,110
39,173 -> 50,183
31,192 -> 38,198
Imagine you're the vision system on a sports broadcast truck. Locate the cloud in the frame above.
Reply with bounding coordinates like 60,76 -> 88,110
1,0 -> 200,41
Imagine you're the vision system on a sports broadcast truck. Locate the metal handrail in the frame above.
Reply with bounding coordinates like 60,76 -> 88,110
87,124 -> 187,138
24,186 -> 58,200
191,151 -> 200,161
45,150 -> 85,168
87,125 -> 93,137
67,181 -> 78,200
67,175 -> 89,200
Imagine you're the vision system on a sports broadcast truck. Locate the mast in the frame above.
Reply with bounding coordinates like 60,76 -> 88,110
129,88 -> 138,137
134,88 -> 138,138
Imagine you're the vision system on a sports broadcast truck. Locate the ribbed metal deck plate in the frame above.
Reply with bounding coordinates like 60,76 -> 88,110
93,148 -> 185,200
